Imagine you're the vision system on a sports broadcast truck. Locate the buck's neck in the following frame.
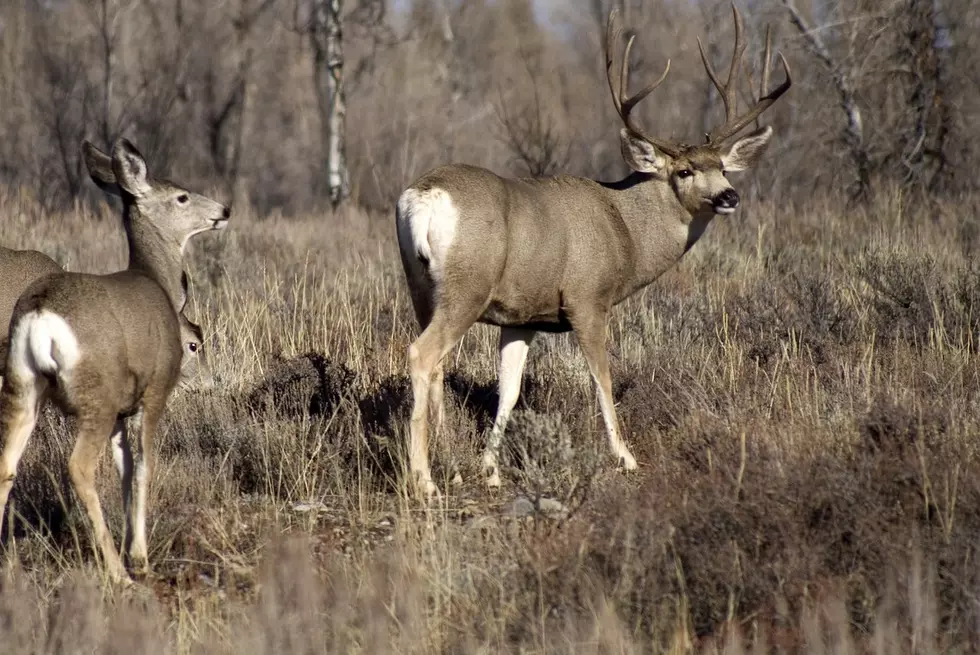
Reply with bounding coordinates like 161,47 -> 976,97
605,173 -> 716,300
123,204 -> 186,311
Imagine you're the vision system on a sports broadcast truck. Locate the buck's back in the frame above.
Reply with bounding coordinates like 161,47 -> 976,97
403,165 -> 634,330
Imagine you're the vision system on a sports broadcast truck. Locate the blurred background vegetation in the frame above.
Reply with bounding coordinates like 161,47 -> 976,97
0,0 -> 973,214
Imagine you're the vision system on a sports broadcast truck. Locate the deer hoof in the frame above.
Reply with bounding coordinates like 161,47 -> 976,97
413,472 -> 439,499
619,452 -> 638,471
128,558 -> 150,578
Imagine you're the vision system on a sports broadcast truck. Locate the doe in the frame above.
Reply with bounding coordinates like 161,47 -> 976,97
0,139 -> 228,581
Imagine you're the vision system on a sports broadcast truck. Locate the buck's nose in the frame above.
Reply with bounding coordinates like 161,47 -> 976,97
713,188 -> 740,212
222,206 -> 231,219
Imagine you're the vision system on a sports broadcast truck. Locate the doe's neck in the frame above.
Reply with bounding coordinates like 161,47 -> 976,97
124,205 -> 186,311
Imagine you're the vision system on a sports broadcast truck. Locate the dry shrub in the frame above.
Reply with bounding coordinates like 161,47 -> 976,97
245,352 -> 356,420
4,186 -> 980,652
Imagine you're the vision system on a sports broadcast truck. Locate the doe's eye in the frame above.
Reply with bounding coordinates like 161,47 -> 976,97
722,170 -> 730,178
176,193 -> 189,204
677,169 -> 693,179
187,342 -> 198,353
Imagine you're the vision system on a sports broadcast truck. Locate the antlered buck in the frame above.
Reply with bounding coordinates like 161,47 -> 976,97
396,5 -> 791,495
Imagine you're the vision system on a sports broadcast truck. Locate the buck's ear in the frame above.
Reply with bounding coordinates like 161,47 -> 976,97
82,141 -> 121,196
111,138 -> 151,197
721,126 -> 772,172
620,129 -> 668,175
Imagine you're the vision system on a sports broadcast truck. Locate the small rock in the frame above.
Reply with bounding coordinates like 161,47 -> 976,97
509,496 -> 536,518
292,501 -> 328,513
537,497 -> 567,518
507,495 -> 567,520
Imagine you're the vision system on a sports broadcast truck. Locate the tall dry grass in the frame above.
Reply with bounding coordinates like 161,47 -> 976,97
1,183 -> 979,652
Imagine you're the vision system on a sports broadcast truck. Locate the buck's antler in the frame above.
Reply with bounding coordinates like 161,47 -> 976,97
605,8 -> 683,158
699,3 -> 792,145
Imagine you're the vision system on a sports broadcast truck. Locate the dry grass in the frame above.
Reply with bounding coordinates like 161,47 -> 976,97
2,184 -> 980,653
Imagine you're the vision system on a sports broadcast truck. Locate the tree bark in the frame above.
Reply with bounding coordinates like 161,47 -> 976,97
311,0 -> 350,209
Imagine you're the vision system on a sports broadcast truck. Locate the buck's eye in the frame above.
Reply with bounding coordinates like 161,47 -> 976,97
722,170 -> 730,178
176,193 -> 189,204
187,342 -> 198,353
677,169 -> 693,179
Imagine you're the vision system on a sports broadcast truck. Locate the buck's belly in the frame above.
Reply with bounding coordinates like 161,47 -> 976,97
479,291 -> 572,333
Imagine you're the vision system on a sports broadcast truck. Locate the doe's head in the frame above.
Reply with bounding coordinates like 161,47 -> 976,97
82,138 -> 230,250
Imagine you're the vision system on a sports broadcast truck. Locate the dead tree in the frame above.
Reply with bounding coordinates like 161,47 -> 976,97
894,0 -> 952,192
310,0 -> 350,208
782,0 -> 873,202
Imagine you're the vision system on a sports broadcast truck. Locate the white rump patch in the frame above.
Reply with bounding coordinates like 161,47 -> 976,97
396,186 -> 458,284
7,310 -> 81,383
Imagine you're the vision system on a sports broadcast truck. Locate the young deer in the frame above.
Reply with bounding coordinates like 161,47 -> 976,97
396,5 -> 791,495
0,247 -> 210,389
0,139 -> 228,581
0,249 -> 62,369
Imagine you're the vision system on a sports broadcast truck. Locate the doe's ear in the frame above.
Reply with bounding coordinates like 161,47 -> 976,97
620,129 -> 668,175
82,141 -> 121,196
111,138 -> 151,197
721,126 -> 773,172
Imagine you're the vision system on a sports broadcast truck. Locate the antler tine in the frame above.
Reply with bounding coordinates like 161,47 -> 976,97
698,3 -> 746,130
737,24 -> 772,132
620,36 -> 671,118
712,51 -> 791,143
760,25 -> 772,102
704,4 -> 792,144
605,8 -> 625,117
604,9 -> 682,157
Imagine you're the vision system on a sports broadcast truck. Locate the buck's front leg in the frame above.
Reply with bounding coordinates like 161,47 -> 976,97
571,311 -> 637,471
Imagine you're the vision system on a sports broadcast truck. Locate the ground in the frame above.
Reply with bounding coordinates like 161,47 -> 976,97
0,187 -> 978,653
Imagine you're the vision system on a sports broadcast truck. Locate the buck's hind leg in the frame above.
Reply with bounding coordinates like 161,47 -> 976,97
408,303 -> 485,498
482,327 -> 535,488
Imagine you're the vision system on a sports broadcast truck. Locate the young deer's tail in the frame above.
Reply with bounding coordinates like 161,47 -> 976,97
7,310 -> 81,381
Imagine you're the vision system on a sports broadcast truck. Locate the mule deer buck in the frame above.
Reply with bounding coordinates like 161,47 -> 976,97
1,247 -> 210,389
396,5 -> 791,495
0,138 -> 229,581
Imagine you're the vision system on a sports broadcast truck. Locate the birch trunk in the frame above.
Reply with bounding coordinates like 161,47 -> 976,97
311,0 -> 349,208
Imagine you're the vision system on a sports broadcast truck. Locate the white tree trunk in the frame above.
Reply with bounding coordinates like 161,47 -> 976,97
311,0 -> 349,208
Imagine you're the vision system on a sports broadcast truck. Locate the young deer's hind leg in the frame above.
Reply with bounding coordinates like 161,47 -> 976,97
68,409 -> 127,582
0,374 -> 48,532
125,399 -> 164,574
109,416 -> 140,569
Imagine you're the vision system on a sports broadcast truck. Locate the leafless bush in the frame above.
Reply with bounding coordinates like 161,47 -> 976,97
3,0 -> 977,212
493,56 -> 570,178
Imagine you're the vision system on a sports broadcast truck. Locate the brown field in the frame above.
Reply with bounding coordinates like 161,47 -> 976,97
0,182 -> 978,653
